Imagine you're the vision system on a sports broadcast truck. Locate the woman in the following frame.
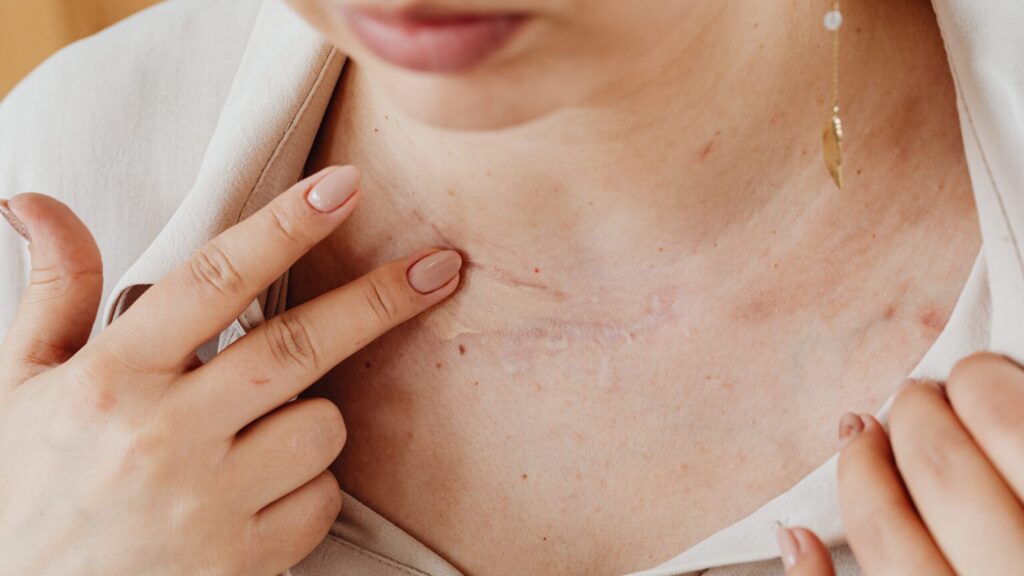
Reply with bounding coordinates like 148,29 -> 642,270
1,0 -> 1022,574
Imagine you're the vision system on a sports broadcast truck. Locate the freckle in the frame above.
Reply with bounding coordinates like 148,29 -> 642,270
698,139 -> 715,160
772,261 -> 779,268
485,170 -> 492,176
883,304 -> 896,320
373,127 -> 379,133
473,381 -> 480,387
447,189 -> 456,197
542,537 -> 548,542
384,114 -> 389,120
94,388 -> 117,413
588,201 -> 594,206
251,377 -> 270,386
364,361 -> 372,369
435,362 -> 443,368
533,267 -> 540,274
521,473 -> 528,480
920,308 -> 947,331
657,247 -> 664,253
458,344 -> 466,355
857,168 -> 863,175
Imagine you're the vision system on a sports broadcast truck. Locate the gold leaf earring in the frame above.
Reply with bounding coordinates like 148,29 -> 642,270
823,0 -> 844,190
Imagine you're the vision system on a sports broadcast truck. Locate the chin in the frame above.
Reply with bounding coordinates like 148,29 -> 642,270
361,62 -> 563,130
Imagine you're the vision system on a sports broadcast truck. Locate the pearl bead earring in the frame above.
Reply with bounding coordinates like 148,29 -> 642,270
823,0 -> 845,190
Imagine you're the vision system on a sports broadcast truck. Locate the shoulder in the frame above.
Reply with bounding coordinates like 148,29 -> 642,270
0,0 -> 263,195
0,0 -> 264,336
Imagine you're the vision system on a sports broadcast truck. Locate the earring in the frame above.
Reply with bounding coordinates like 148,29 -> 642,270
823,0 -> 844,190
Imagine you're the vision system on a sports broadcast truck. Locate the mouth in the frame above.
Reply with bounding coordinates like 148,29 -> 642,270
340,7 -> 528,73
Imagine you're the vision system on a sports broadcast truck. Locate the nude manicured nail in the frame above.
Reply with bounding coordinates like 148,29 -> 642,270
407,250 -> 463,294
775,525 -> 800,570
838,412 -> 865,447
307,166 -> 360,213
0,198 -> 30,241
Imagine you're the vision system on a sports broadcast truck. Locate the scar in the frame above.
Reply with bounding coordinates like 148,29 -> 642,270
251,377 -> 270,386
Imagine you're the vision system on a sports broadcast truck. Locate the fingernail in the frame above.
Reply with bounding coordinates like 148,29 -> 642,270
838,412 -> 865,447
307,166 -> 360,213
407,250 -> 463,294
775,525 -> 800,570
0,198 -> 30,241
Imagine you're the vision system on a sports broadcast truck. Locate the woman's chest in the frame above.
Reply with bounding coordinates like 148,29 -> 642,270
299,276 -> 958,576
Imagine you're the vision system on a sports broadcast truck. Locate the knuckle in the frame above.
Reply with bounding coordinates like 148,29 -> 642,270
359,275 -> 403,325
309,399 -> 347,455
946,353 -> 1023,441
889,380 -> 934,428
318,471 -> 344,516
281,473 -> 342,553
25,266 -> 102,304
189,242 -> 245,298
264,314 -> 319,372
265,203 -> 305,246
947,351 -> 1002,396
294,399 -> 346,459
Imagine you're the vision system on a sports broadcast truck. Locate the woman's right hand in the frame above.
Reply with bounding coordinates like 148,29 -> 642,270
0,166 -> 462,576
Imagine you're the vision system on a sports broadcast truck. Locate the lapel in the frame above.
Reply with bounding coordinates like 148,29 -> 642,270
101,0 -> 344,327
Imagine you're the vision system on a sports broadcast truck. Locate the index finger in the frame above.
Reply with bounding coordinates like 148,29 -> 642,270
91,165 -> 361,372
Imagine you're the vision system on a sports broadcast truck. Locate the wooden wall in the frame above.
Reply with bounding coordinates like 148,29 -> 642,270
0,0 -> 160,96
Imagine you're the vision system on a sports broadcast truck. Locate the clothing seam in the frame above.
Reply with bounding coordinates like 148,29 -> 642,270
233,45 -> 340,223
323,533 -> 432,576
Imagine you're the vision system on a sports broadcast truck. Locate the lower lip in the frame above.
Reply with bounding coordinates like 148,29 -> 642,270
342,9 -> 527,73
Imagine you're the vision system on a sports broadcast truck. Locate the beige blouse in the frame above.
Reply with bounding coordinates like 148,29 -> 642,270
2,0 -> 1022,574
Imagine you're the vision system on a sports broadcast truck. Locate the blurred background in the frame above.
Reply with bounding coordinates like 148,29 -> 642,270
1,0 -> 161,97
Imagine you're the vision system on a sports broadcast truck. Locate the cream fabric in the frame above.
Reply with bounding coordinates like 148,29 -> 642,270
1,0 -> 1022,574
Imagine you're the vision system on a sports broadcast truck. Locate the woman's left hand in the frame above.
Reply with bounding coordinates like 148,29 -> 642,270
777,351 -> 1024,576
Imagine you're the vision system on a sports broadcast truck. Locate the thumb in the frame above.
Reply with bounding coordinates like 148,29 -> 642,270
776,526 -> 836,576
1,193 -> 103,374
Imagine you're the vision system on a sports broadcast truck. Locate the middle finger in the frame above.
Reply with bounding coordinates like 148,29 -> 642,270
181,249 -> 462,435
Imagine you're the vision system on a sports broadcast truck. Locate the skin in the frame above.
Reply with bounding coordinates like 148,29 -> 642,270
0,1 -> 1018,576
286,0 -> 984,574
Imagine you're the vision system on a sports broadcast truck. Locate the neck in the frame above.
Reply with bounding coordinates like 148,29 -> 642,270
303,0 -> 962,336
